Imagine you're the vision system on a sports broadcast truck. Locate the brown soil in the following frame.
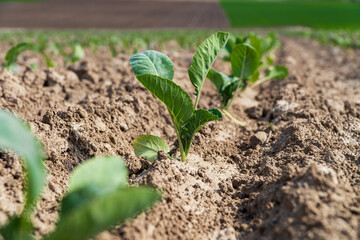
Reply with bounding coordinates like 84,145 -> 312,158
0,37 -> 359,240
0,0 -> 228,29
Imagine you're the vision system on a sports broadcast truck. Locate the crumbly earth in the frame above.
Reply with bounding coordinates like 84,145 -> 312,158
0,37 -> 359,240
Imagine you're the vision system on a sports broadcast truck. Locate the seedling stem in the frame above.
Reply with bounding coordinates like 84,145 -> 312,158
250,75 -> 272,89
222,109 -> 245,127
194,92 -> 201,110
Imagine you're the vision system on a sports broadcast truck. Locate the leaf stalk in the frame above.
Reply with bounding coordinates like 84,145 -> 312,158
222,109 -> 245,127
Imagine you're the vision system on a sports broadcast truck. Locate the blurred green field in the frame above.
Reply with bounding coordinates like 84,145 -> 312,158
220,0 -> 360,29
0,30 -> 235,51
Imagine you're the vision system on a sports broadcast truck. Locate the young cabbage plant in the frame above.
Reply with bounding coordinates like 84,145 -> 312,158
3,42 -> 55,72
0,110 -> 161,240
207,43 -> 259,126
207,34 -> 288,126
222,32 -> 280,67
50,42 -> 85,66
109,35 -> 119,58
250,65 -> 289,89
130,32 -> 229,162
0,109 -> 46,240
65,43 -> 85,64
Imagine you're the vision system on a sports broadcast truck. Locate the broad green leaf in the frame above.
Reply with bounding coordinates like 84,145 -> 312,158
4,42 -> 33,69
46,187 -> 161,240
181,109 -> 222,154
60,185 -> 103,217
133,135 -> 170,162
188,32 -> 230,95
267,65 -> 289,80
136,74 -> 193,125
0,110 -> 45,210
250,35 -> 263,57
207,68 -> 232,93
130,50 -> 174,80
231,43 -> 259,80
183,109 -> 222,136
68,156 -> 128,194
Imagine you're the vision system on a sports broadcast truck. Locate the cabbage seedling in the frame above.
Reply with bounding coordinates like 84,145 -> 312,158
3,42 -> 55,72
207,34 -> 288,126
62,42 -> 85,65
222,32 -> 280,66
0,110 -> 160,240
250,65 -> 289,89
130,32 -> 229,162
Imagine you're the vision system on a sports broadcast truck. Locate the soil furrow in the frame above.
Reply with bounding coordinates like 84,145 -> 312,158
0,37 -> 359,239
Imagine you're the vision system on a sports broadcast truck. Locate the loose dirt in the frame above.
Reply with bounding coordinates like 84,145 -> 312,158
0,37 -> 359,239
0,0 -> 228,29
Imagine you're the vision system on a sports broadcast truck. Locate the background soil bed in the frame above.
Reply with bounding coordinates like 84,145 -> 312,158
0,37 -> 359,239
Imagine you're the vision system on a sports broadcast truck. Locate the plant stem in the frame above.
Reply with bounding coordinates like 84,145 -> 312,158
250,75 -> 272,89
180,148 -> 187,162
222,109 -> 245,127
194,92 -> 201,110
176,131 -> 187,162
169,112 -> 187,162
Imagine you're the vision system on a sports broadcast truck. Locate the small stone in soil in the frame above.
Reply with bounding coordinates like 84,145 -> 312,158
250,131 -> 267,147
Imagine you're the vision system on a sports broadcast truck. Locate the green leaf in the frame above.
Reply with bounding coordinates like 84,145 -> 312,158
41,52 -> 56,68
183,109 -> 222,136
207,68 -> 232,93
68,44 -> 85,64
0,110 -> 45,211
188,32 -> 230,95
4,42 -> 33,69
133,135 -> 170,162
61,157 -> 128,216
130,50 -> 174,80
250,35 -> 263,57
237,36 -> 248,44
60,185 -> 103,217
46,187 -> 161,240
249,69 -> 260,83
109,36 -> 119,58
222,36 -> 236,61
68,156 -> 128,194
136,74 -> 193,125
0,110 -> 45,240
231,43 -> 259,80
267,65 -> 289,80
266,56 -> 274,66
206,69 -> 242,109
181,109 -> 222,154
